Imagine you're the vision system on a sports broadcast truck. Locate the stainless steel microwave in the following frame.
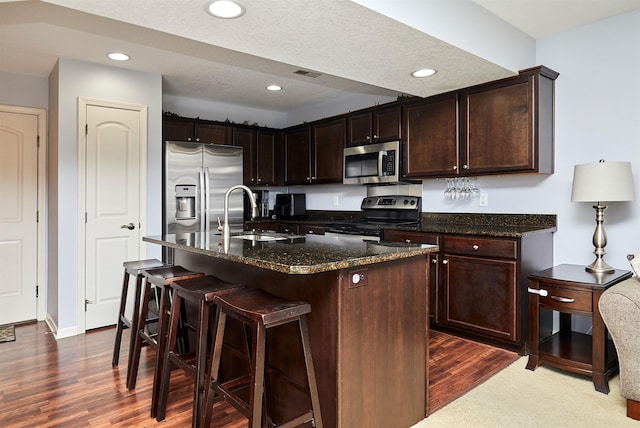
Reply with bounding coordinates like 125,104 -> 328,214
343,140 -> 403,185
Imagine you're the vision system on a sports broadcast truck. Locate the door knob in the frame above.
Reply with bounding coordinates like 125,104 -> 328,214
121,223 -> 135,230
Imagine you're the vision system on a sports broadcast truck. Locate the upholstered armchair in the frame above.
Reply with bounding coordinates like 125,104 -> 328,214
599,277 -> 640,420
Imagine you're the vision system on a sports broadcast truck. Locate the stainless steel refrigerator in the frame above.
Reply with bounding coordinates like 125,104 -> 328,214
164,141 -> 244,236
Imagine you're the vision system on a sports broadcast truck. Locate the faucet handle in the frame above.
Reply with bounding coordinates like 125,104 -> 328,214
217,216 -> 223,231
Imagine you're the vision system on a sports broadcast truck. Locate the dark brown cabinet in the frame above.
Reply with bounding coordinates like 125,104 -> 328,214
163,117 -> 195,141
402,93 -> 459,178
284,118 -> 345,185
460,66 -> 558,175
284,126 -> 312,184
233,127 -> 281,186
195,122 -> 231,145
383,228 -> 554,354
402,66 -> 558,178
163,117 -> 231,144
347,104 -> 401,146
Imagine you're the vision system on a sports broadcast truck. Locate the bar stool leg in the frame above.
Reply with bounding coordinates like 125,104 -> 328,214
250,323 -> 266,428
112,269 -> 131,366
156,291 -> 184,422
150,284 -> 171,419
299,316 -> 323,428
128,277 -> 154,390
202,308 -> 227,428
126,273 -> 145,377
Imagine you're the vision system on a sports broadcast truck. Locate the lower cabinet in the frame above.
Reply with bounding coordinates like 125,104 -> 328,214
383,229 -> 553,354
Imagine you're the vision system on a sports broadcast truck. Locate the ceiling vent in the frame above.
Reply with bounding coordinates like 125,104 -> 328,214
294,70 -> 322,78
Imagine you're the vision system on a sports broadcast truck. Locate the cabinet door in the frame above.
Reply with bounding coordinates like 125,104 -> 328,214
347,111 -> 372,146
284,127 -> 312,184
232,127 -> 256,185
461,75 -> 534,174
163,118 -> 195,141
256,131 -> 280,186
312,118 -> 345,183
441,254 -> 518,341
403,93 -> 459,178
195,122 -> 232,144
373,104 -> 401,143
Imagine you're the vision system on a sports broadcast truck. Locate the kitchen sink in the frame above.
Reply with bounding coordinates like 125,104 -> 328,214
230,232 -> 289,242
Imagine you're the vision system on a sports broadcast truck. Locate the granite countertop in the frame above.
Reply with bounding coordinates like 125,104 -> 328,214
144,232 -> 438,275
264,212 -> 558,238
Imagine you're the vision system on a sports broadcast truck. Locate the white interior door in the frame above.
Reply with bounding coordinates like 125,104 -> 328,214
84,103 -> 143,330
0,111 -> 38,325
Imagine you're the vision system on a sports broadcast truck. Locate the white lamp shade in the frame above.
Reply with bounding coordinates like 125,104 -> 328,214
571,161 -> 635,202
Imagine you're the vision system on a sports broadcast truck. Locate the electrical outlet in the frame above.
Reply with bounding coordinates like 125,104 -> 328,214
479,193 -> 489,207
333,195 -> 339,207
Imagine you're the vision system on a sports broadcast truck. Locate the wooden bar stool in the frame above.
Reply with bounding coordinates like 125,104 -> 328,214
112,259 -> 169,369
127,266 -> 204,412
203,289 -> 323,428
155,275 -> 246,425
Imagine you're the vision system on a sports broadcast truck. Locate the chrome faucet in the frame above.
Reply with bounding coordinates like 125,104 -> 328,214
222,184 -> 258,241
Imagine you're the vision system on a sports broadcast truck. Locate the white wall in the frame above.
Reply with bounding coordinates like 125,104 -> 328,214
50,58 -> 163,333
0,71 -> 49,109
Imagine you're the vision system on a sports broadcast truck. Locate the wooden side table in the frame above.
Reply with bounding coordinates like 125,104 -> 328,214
526,264 -> 632,393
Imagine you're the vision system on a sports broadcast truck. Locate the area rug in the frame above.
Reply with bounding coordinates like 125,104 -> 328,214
0,324 -> 16,343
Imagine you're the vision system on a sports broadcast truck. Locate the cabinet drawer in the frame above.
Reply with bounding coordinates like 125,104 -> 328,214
443,236 -> 517,259
538,285 -> 592,312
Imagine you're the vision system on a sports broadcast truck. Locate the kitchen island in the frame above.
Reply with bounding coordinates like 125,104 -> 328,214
144,232 -> 438,428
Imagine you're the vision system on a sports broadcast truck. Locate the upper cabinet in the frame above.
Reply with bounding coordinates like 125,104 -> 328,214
402,66 -> 558,178
233,127 -> 281,186
460,66 -> 558,175
163,117 -> 195,141
284,126 -> 312,185
403,92 -> 459,178
347,104 -> 401,146
195,122 -> 232,145
284,118 -> 345,185
163,117 -> 231,144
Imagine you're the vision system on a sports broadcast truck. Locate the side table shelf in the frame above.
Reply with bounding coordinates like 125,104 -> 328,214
526,264 -> 632,394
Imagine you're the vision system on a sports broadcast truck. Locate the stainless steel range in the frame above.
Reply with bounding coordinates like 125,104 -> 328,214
325,196 -> 421,241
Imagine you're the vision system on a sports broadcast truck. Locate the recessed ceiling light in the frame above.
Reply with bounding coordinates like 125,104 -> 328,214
108,52 -> 130,61
412,68 -> 437,78
266,84 -> 282,92
207,1 -> 245,19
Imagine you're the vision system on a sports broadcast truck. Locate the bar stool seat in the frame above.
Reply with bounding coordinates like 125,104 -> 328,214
203,288 -> 323,428
155,275 -> 247,425
127,265 -> 204,416
113,258 -> 169,369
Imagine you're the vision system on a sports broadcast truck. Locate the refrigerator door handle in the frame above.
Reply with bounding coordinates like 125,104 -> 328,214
204,167 -> 211,233
199,168 -> 206,234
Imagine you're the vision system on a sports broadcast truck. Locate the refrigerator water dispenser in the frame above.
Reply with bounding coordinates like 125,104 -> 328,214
175,185 -> 196,220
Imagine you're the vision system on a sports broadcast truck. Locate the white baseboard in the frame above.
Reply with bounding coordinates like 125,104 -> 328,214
45,314 -> 79,339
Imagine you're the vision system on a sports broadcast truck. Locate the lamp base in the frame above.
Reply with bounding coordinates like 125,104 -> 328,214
585,258 -> 615,274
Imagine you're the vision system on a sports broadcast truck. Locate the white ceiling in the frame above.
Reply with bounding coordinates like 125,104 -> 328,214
1,0 -> 638,113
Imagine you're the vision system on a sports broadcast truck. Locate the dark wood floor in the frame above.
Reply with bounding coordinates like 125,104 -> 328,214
0,322 -> 517,427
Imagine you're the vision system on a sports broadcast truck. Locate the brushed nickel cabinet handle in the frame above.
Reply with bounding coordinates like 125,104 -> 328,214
472,244 -> 479,251
551,295 -> 575,303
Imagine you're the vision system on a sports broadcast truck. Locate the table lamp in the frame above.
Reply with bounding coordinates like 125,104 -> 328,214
571,160 -> 635,274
